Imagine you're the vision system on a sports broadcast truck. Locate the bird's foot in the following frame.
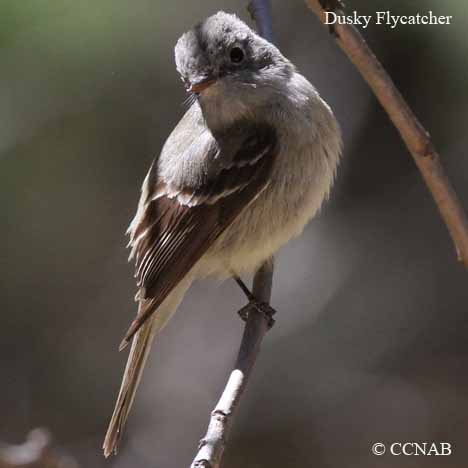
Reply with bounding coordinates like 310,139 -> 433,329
232,273 -> 276,328
318,0 -> 345,37
238,300 -> 276,328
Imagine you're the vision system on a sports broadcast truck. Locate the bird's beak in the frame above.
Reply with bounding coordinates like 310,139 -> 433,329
189,77 -> 217,94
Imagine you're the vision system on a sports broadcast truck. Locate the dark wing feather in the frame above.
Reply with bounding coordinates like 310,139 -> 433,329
121,111 -> 277,346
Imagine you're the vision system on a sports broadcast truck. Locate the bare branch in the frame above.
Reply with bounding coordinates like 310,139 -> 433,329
190,258 -> 275,468
247,0 -> 274,43
306,0 -> 468,267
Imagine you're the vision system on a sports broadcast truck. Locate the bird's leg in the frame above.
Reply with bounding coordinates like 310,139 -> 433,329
318,0 -> 345,37
233,275 -> 276,328
233,275 -> 256,302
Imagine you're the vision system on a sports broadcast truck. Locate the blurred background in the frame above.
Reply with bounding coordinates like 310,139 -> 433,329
2,0 -> 468,467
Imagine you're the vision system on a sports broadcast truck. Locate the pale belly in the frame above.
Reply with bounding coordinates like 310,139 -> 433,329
195,80 -> 341,278
198,139 -> 337,277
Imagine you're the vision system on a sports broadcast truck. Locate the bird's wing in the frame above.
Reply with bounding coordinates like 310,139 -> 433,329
121,104 -> 277,346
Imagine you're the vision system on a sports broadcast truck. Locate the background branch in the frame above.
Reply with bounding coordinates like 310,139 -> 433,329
247,0 -> 274,43
191,257 -> 275,468
306,0 -> 468,267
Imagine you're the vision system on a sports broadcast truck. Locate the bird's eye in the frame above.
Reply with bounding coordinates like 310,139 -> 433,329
230,47 -> 245,64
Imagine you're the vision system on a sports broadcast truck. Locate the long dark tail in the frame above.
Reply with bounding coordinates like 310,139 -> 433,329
103,278 -> 191,457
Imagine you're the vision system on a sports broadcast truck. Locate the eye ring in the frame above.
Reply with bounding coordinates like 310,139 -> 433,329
229,46 -> 245,64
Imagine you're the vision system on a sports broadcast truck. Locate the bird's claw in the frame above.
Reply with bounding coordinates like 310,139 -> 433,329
237,300 -> 276,328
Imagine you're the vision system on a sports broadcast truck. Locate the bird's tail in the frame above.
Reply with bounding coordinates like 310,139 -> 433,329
103,278 -> 192,457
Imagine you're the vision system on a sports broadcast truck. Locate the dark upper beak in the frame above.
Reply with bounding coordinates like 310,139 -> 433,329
188,77 -> 217,94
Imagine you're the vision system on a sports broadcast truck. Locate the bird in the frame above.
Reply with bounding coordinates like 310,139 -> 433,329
103,10 -> 342,457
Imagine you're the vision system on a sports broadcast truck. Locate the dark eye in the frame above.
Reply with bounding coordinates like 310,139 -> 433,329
230,47 -> 245,64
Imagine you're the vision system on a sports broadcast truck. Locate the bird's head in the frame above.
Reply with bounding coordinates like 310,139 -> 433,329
174,11 -> 294,129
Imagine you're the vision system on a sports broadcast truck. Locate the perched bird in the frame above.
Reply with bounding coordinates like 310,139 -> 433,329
103,11 -> 341,456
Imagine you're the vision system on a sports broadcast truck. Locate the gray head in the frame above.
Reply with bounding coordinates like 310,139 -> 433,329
174,12 -> 294,127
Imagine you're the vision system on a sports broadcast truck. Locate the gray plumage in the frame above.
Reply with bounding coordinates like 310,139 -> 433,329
103,11 -> 342,457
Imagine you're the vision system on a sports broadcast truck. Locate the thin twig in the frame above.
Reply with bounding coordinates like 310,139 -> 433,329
190,258 -> 275,468
247,0 -> 274,43
306,0 -> 468,267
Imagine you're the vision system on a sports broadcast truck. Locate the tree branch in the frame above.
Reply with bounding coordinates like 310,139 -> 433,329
247,0 -> 274,43
190,258 -> 275,468
306,0 -> 468,267
189,3 -> 276,467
